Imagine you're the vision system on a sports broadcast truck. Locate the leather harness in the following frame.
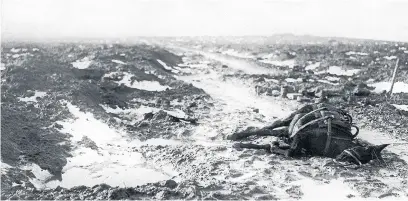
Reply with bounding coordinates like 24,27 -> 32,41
289,107 -> 359,156
343,149 -> 363,166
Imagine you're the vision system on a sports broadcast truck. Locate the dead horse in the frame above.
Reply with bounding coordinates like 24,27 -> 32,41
228,103 -> 389,166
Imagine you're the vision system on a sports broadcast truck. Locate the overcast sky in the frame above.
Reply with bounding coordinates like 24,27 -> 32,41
2,0 -> 408,42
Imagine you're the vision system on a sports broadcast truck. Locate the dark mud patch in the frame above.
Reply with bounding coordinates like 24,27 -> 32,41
1,42 -> 208,199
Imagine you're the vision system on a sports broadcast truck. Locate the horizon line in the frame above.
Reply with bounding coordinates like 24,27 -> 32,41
2,33 -> 407,44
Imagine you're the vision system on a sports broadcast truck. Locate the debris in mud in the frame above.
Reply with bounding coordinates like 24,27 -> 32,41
77,136 -> 98,150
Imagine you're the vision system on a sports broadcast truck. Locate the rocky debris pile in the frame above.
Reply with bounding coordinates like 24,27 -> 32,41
253,74 -> 376,104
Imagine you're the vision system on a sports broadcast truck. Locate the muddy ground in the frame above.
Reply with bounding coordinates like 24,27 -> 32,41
1,37 -> 408,200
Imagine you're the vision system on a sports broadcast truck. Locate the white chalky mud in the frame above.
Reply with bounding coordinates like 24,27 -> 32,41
163,48 -> 408,200
14,45 -> 407,199
172,51 -> 337,198
104,72 -> 170,91
1,162 -> 13,175
71,57 -> 93,69
168,45 -> 282,75
40,101 -> 177,189
220,49 -> 256,59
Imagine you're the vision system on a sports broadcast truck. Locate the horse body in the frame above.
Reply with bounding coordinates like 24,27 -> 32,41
302,128 -> 357,157
229,103 -> 389,166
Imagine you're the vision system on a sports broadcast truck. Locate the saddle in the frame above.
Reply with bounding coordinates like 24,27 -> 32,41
288,104 -> 359,155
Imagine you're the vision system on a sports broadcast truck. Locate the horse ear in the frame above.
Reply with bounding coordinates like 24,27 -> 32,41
373,144 -> 389,153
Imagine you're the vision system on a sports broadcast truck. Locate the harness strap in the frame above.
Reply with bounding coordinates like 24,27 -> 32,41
290,107 -> 329,136
343,149 -> 363,166
324,117 -> 333,155
331,136 -> 353,141
290,116 -> 331,138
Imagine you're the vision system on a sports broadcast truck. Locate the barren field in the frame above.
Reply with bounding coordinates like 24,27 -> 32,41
1,37 -> 408,200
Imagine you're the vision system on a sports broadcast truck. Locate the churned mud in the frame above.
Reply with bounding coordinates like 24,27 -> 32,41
1,38 -> 408,200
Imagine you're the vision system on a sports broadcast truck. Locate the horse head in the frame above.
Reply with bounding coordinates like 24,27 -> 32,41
335,144 -> 389,165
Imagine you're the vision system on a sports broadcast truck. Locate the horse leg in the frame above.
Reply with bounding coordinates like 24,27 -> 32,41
227,127 -> 289,141
273,135 -> 304,157
270,146 -> 290,156
264,104 -> 314,130
233,143 -> 271,152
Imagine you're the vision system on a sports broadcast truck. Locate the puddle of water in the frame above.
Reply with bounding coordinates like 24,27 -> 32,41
305,62 -> 320,71
157,59 -> 179,73
105,72 -> 170,91
37,101 -> 178,189
10,48 -> 21,53
369,81 -> 408,93
112,59 -> 126,64
47,147 -> 172,189
22,164 -> 54,189
18,91 -> 47,103
285,78 -> 302,83
317,66 -> 360,76
326,76 -> 340,82
72,57 -> 92,69
392,104 -> 408,112
384,56 -> 398,60
345,51 -> 369,56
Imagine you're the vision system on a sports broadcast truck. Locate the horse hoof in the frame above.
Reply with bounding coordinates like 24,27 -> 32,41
232,143 -> 242,149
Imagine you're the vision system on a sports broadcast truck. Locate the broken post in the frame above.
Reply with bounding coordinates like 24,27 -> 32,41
388,58 -> 400,97
280,86 -> 288,98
